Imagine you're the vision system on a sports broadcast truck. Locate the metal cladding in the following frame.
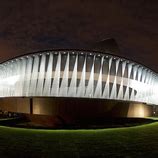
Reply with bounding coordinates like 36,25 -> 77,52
0,50 -> 158,105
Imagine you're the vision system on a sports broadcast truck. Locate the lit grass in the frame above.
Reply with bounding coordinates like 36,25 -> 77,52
0,120 -> 158,157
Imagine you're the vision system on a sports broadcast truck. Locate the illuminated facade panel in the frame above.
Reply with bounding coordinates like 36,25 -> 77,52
0,50 -> 158,105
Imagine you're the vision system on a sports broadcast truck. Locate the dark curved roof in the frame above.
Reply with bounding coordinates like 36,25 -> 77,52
0,38 -> 156,74
85,38 -> 120,54
0,38 -> 120,64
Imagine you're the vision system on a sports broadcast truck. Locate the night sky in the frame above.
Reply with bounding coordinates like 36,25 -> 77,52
0,0 -> 158,72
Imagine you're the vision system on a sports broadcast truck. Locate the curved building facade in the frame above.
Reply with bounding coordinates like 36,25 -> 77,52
0,48 -> 157,126
0,50 -> 158,104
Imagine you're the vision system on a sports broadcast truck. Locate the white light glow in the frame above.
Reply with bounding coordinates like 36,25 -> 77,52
0,75 -> 19,86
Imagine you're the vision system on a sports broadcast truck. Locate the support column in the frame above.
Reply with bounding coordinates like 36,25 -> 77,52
30,98 -> 33,114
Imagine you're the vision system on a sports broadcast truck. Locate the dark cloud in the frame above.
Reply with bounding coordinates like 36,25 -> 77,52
0,0 -> 158,71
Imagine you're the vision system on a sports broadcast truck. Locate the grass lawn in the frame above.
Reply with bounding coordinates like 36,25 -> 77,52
0,120 -> 158,158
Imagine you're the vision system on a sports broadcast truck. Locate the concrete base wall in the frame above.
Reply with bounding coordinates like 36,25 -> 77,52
0,97 -> 153,126
0,98 -> 30,114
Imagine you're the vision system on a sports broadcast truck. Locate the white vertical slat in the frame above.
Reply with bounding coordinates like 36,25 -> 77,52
43,53 -> 53,96
94,56 -> 104,98
24,57 -> 33,96
20,58 -> 27,96
59,53 -> 69,96
14,60 -> 21,96
51,52 -> 61,96
77,55 -> 86,97
141,69 -> 147,102
136,66 -> 143,101
68,54 -> 78,97
102,57 -> 112,98
36,54 -> 46,96
110,58 -> 120,99
145,70 -> 150,103
124,63 -> 132,100
85,55 -> 95,98
130,65 -> 138,101
29,55 -> 40,96
118,61 -> 126,100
